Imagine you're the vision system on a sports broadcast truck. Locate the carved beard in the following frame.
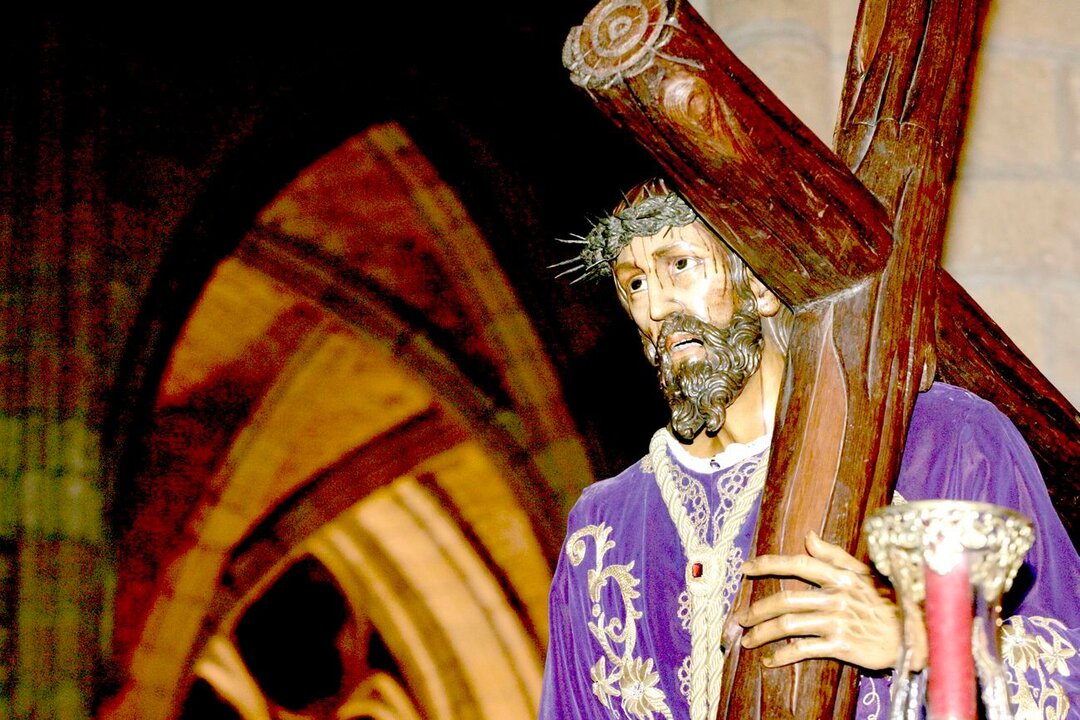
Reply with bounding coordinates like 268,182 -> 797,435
657,307 -> 763,442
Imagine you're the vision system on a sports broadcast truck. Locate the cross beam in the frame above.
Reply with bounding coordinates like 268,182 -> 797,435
562,1 -> 1079,718
834,2 -> 1078,533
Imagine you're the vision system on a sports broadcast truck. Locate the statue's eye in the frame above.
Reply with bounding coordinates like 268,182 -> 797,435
628,276 -> 646,294
672,257 -> 695,273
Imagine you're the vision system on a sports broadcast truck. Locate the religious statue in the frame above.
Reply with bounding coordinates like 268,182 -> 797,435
538,179 -> 1080,720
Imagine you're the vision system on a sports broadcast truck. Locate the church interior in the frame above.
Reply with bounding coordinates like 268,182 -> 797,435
4,3 -> 1078,719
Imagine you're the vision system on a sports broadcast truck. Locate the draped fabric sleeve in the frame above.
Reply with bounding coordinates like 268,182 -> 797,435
539,489 -> 622,720
539,531 -> 602,720
957,398 -> 1080,719
892,383 -> 1080,719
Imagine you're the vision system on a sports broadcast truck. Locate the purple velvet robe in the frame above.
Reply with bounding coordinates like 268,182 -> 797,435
539,383 -> 1080,720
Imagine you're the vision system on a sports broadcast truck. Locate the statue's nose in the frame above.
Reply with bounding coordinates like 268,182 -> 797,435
647,281 -> 680,323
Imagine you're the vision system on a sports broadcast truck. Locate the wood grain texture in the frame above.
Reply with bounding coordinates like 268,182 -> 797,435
837,0 -> 1079,536
835,0 -> 988,388
834,0 -> 1080,536
563,0 -> 893,306
563,1 -> 927,716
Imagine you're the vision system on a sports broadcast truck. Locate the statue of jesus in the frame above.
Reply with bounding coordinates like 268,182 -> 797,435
539,179 -> 1080,720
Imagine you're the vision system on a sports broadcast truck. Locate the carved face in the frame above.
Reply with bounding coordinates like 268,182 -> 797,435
613,222 -> 739,361
613,223 -> 764,440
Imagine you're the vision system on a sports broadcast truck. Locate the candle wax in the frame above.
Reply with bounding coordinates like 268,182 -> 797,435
924,557 -> 976,720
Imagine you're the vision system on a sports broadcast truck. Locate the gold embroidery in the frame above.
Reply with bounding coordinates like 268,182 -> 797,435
567,523 -> 675,720
619,658 -> 669,718
710,457 -> 763,542
1001,615 -> 1075,719
677,656 -> 692,702
670,463 -> 709,545
651,430 -> 768,720
640,453 -> 654,475
677,591 -> 691,632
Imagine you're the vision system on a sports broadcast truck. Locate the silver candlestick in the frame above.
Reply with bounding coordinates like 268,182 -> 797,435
865,500 -> 1034,720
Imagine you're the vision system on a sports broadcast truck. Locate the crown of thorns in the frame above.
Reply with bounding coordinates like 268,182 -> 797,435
552,191 -> 698,283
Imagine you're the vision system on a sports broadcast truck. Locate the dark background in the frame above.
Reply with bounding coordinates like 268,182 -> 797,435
5,6 -> 676,481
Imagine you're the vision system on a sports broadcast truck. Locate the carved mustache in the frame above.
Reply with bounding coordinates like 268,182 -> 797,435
654,309 -> 763,440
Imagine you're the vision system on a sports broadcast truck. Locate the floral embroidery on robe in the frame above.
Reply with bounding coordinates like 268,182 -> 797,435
540,385 -> 1080,720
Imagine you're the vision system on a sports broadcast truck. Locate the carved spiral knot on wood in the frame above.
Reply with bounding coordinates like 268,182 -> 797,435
562,0 -> 676,89
659,73 -> 739,158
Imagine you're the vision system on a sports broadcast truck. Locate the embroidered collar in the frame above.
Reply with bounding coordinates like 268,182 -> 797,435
650,428 -> 769,720
662,428 -> 770,474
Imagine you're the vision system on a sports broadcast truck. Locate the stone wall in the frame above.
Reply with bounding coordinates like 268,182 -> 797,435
692,0 -> 1080,406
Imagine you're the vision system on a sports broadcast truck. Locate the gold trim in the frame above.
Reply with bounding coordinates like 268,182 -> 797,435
1001,615 -> 1075,719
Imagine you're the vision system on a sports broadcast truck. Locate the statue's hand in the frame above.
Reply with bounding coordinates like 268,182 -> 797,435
737,531 -> 924,671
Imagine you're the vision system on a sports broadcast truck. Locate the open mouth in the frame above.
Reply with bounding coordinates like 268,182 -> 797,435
665,332 -> 704,355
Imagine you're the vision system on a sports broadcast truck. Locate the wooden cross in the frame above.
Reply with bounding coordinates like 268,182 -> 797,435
562,0 -> 1080,717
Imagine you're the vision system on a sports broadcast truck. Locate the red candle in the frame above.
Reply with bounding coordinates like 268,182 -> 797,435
924,557 -> 976,720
